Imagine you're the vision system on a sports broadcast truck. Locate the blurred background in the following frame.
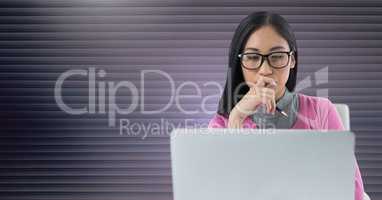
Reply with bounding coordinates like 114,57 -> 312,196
1,0 -> 382,199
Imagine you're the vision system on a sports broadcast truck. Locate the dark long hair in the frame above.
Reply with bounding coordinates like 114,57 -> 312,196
217,11 -> 298,116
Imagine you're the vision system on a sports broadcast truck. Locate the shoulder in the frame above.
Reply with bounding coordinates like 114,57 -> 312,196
297,93 -> 343,130
298,93 -> 338,117
298,93 -> 334,108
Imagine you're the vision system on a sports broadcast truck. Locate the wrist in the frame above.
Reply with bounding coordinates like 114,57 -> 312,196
230,107 -> 247,122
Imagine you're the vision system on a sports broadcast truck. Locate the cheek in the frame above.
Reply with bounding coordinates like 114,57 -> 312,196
275,68 -> 291,88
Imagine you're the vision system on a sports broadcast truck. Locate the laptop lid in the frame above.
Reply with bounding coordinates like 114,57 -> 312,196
170,128 -> 355,200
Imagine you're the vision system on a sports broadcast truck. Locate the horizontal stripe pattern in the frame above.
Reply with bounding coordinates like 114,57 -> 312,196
1,0 -> 382,199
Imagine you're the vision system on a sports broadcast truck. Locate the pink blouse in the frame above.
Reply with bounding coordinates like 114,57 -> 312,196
208,93 -> 365,200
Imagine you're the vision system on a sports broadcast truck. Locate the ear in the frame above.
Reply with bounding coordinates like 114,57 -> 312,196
290,54 -> 296,69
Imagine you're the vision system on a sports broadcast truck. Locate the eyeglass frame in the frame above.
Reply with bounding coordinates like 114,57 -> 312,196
237,50 -> 294,70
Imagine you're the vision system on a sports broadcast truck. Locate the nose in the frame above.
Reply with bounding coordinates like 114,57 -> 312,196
258,59 -> 273,75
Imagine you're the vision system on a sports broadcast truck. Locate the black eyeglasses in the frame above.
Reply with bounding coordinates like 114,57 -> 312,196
238,51 -> 294,70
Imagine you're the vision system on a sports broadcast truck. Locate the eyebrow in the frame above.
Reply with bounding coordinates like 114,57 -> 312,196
244,46 -> 288,52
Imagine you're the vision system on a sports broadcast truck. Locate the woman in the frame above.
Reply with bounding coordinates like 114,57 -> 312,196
208,11 -> 365,200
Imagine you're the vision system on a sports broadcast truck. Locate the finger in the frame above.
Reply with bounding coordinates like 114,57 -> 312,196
266,91 -> 276,114
265,98 -> 275,114
259,93 -> 271,113
257,75 -> 276,83
259,87 -> 276,96
266,93 -> 276,113
247,88 -> 257,98
257,90 -> 275,108
265,82 -> 277,90
259,93 -> 275,114
246,81 -> 257,89
255,86 -> 271,97
257,97 -> 270,114
271,98 -> 276,114
254,76 -> 266,87
256,76 -> 277,87
261,76 -> 277,86
266,97 -> 271,113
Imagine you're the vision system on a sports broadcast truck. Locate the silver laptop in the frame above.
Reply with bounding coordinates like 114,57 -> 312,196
170,128 -> 355,200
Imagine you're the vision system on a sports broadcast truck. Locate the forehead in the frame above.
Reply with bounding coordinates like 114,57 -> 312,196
244,26 -> 290,52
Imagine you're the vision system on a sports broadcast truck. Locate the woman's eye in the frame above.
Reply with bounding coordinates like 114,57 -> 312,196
246,55 -> 261,61
270,53 -> 286,60
270,55 -> 283,59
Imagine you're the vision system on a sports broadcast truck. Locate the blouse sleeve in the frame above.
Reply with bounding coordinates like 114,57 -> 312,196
208,114 -> 228,128
319,98 -> 365,200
